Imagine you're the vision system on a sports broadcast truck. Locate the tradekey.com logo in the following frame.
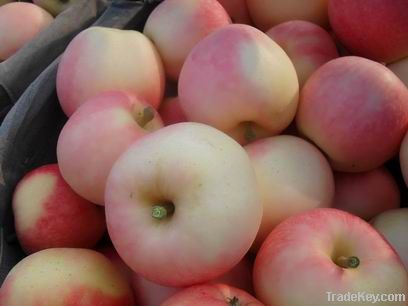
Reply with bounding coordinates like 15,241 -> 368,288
327,292 -> 406,304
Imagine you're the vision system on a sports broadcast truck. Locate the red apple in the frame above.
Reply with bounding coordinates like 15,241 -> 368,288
217,0 -> 252,24
329,0 -> 408,63
254,208 -> 408,306
297,56 -> 408,172
333,167 -> 400,220
159,97 -> 187,126
12,164 -> 106,254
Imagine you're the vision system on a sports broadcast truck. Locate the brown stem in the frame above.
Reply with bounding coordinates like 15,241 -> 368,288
335,256 -> 360,269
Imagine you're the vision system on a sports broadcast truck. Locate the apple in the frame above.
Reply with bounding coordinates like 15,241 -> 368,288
161,284 -> 263,306
57,91 -> 163,205
159,97 -> 187,126
12,164 -> 106,254
0,248 -> 134,305
98,245 -> 134,283
217,0 -> 252,24
329,0 -> 408,63
0,2 -> 53,60
246,0 -> 329,31
105,122 -> 262,287
371,208 -> 408,270
179,24 -> 299,145
388,57 -> 408,87
245,135 -> 334,250
297,56 -> 408,172
254,208 -> 408,306
57,26 -> 165,117
266,20 -> 339,87
33,0 -> 78,16
333,167 -> 400,220
143,0 -> 231,81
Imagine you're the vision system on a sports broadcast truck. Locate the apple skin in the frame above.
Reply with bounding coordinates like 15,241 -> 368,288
266,20 -> 339,88
333,167 -> 400,220
0,248 -> 134,306
388,57 -> 408,87
105,122 -> 262,287
371,208 -> 408,270
33,0 -> 78,16
159,97 -> 188,126
179,24 -> 299,145
246,0 -> 328,31
143,0 -> 231,81
217,0 -> 252,24
57,91 -> 163,205
12,164 -> 106,254
296,56 -> 408,172
160,284 -> 263,306
329,0 -> 408,63
254,208 -> 408,306
0,2 -> 53,60
245,135 -> 334,250
57,26 -> 165,117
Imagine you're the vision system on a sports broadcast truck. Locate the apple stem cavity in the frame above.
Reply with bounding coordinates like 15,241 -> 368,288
227,296 -> 241,306
135,106 -> 155,128
152,202 -> 175,220
244,122 -> 256,143
335,256 -> 360,269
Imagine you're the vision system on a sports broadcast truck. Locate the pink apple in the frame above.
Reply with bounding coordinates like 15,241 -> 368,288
297,56 -> 408,172
57,91 -> 163,205
388,57 -> 408,87
245,135 -> 334,250
179,24 -> 299,144
266,20 -> 339,87
217,0 -> 252,24
57,26 -> 165,116
161,284 -> 263,306
0,248 -> 134,305
329,0 -> 408,63
246,0 -> 329,31
159,97 -> 187,126
105,122 -> 262,287
0,2 -> 53,60
371,208 -> 408,270
333,167 -> 400,220
254,208 -> 408,306
143,0 -> 231,81
12,164 -> 105,254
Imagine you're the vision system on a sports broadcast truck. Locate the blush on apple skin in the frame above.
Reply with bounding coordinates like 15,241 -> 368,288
388,57 -> 408,87
159,97 -> 188,126
329,0 -> 408,63
296,56 -> 408,173
0,248 -> 134,306
254,208 -> 408,306
12,164 -> 106,254
143,0 -> 231,81
266,20 -> 339,88
0,2 -> 53,60
333,167 -> 400,221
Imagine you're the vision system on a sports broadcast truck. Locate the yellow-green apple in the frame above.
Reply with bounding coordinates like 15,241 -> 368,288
245,135 -> 334,250
266,20 -> 338,88
57,26 -> 165,116
105,122 -> 262,287
0,248 -> 134,305
389,57 -> 408,87
371,208 -> 408,270
159,97 -> 187,126
143,0 -> 231,81
297,56 -> 408,172
161,284 -> 263,306
0,2 -> 53,60
33,0 -> 79,16
57,91 -> 163,205
179,24 -> 299,145
246,0 -> 328,31
254,208 -> 408,306
329,0 -> 408,63
333,168 -> 400,220
217,0 -> 252,24
12,164 -> 106,254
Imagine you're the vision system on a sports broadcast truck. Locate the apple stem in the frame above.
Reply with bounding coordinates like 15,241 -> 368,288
135,106 -> 155,128
151,203 -> 174,220
335,256 -> 360,269
244,123 -> 256,143
227,296 -> 240,306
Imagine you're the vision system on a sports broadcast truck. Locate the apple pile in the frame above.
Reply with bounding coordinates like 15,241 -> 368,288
1,0 -> 408,305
